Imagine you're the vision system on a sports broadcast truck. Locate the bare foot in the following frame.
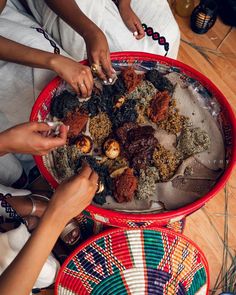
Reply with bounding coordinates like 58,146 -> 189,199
23,216 -> 40,231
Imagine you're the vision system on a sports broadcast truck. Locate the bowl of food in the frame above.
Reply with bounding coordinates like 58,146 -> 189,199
30,52 -> 236,228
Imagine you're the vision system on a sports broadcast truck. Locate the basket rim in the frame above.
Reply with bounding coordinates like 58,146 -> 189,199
30,51 -> 236,222
54,226 -> 210,295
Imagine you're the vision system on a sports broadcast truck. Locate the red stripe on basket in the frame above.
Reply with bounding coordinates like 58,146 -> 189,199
112,231 -> 134,269
59,272 -> 89,294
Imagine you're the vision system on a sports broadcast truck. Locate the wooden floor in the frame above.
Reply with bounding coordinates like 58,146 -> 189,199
174,10 -> 236,295
40,10 -> 236,295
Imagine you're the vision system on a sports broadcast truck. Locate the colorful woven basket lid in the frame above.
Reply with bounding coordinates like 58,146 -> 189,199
55,228 -> 209,295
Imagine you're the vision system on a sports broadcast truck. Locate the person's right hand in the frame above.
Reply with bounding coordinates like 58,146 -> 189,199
0,122 -> 67,156
50,55 -> 94,98
49,163 -> 98,222
84,27 -> 115,83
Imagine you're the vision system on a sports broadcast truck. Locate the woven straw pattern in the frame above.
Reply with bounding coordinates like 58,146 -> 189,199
56,228 -> 208,295
76,214 -> 186,241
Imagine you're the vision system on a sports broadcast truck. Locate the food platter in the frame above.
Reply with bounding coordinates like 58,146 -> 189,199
30,52 -> 236,228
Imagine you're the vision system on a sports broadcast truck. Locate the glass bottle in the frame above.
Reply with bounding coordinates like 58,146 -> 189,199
175,0 -> 195,17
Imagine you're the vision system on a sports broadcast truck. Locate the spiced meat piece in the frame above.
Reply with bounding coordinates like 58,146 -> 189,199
132,151 -> 153,171
125,134 -> 157,156
121,67 -> 144,93
128,136 -> 158,170
124,125 -> 158,171
113,168 -> 138,203
147,90 -> 171,123
62,111 -> 88,139
127,125 -> 155,141
116,122 -> 138,144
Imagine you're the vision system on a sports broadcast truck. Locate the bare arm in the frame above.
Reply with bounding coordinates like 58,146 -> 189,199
45,0 -> 98,40
0,35 -> 93,95
0,164 -> 98,295
119,0 -> 131,6
0,35 -> 60,70
45,0 -> 114,82
0,0 -> 6,14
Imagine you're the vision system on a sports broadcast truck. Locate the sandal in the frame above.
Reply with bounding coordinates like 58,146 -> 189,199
60,219 -> 81,246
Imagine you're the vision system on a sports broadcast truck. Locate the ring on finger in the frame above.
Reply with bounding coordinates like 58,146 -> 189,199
96,181 -> 104,194
79,83 -> 85,87
90,63 -> 100,74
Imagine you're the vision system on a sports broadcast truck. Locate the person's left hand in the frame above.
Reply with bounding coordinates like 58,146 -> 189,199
119,4 -> 145,40
0,122 -> 68,156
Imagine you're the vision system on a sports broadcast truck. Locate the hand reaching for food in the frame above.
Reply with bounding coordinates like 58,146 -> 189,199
84,27 -> 116,84
0,122 -> 68,156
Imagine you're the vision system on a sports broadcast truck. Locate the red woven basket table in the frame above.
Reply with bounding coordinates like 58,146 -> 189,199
30,52 -> 236,228
55,227 -> 209,295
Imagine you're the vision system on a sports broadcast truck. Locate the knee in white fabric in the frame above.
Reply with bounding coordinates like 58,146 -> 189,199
0,154 -> 23,186
0,224 -> 60,289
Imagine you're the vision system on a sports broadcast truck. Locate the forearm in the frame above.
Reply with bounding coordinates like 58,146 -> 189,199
0,35 -> 59,70
118,0 -> 131,9
0,131 -> 8,156
0,206 -> 67,295
45,0 -> 99,38
0,0 -> 6,14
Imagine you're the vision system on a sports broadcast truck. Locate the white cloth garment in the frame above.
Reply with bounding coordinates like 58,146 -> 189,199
26,0 -> 180,59
0,183 -> 31,197
0,0 -> 67,184
0,224 -> 60,293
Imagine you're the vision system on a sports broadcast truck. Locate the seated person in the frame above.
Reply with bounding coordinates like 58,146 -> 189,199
0,121 -> 98,294
0,163 -> 98,295
0,121 -> 82,244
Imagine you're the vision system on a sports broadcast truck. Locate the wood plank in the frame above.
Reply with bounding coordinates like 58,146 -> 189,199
176,9 -> 236,291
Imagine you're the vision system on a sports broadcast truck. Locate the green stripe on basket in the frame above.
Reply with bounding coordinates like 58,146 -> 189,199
187,267 -> 207,295
91,271 -> 129,295
143,230 -> 164,269
96,238 -> 106,250
67,260 -> 78,272
82,210 -> 91,218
